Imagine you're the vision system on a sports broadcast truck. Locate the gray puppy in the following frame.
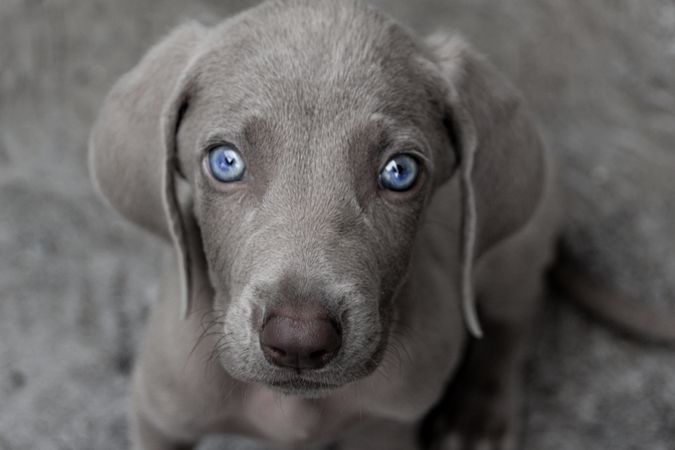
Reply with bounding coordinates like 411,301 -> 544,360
89,0 -> 560,449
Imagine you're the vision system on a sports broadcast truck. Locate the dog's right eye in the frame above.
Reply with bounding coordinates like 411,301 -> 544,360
207,146 -> 246,182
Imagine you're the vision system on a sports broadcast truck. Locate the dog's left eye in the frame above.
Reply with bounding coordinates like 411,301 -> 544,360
379,154 -> 419,192
207,146 -> 246,182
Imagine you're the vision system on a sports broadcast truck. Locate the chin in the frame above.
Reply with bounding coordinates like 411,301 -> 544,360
224,356 -> 381,398
266,378 -> 343,398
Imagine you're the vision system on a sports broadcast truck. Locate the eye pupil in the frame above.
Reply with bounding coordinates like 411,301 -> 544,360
379,154 -> 419,192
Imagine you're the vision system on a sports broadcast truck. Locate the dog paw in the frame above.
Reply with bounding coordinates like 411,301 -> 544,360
421,378 -> 521,450
437,432 -> 517,450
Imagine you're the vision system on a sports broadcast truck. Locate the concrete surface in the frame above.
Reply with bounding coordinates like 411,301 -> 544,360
1,0 -> 674,449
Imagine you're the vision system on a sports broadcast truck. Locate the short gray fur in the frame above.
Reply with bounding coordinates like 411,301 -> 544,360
0,0 -> 674,449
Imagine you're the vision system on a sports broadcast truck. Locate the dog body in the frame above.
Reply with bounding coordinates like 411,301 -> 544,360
90,1 -> 561,448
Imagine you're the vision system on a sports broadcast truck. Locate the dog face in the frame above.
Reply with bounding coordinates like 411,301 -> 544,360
175,4 -> 455,393
90,0 -> 544,397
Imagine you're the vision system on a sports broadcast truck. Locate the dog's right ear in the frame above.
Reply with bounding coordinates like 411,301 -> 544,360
89,22 -> 206,318
423,33 -> 546,338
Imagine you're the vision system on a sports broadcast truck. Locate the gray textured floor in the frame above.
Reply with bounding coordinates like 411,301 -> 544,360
1,1 -> 674,449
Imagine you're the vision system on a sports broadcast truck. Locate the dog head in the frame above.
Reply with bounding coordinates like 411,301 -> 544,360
90,0 -> 544,396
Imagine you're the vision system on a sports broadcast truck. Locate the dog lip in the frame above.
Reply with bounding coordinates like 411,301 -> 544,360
268,378 -> 341,390
248,373 -> 347,393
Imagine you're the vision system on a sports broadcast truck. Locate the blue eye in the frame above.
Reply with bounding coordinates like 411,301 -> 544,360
379,154 -> 419,192
208,146 -> 246,182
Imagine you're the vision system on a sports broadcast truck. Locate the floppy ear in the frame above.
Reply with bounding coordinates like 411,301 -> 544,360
89,22 -> 207,318
425,34 -> 546,338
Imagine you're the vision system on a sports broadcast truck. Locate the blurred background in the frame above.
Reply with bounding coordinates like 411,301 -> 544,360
1,0 -> 674,449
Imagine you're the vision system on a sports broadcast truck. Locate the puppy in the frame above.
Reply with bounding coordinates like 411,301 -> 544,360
89,1 -> 560,449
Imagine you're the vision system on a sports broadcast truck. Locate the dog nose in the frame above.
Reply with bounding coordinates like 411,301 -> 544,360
260,310 -> 341,370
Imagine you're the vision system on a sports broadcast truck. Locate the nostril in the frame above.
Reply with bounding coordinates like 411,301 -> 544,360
268,346 -> 287,357
309,350 -> 328,360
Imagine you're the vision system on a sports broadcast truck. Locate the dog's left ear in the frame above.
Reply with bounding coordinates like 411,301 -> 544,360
89,22 -> 209,319
424,34 -> 546,338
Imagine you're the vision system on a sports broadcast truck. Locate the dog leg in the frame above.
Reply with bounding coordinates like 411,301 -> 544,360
423,318 -> 533,450
421,234 -> 551,450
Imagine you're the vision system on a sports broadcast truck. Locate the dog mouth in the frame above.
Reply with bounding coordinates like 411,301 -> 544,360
268,378 -> 341,393
240,373 -> 345,397
238,347 -> 386,396
249,339 -> 390,396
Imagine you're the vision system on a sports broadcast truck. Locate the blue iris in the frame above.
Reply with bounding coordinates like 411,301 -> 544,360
379,154 -> 419,191
208,146 -> 245,182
